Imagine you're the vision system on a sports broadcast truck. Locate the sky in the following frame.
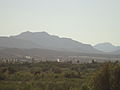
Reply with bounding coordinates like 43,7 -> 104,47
0,0 -> 120,46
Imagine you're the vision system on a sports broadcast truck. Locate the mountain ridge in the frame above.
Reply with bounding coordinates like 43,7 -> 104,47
0,31 -> 101,54
0,31 -> 120,54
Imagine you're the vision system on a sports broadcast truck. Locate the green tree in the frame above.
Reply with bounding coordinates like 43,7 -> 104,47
81,84 -> 90,90
111,65 -> 120,90
0,72 -> 6,80
91,63 -> 111,90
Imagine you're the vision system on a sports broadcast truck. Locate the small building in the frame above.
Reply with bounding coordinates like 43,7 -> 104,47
25,56 -> 31,59
57,59 -> 63,63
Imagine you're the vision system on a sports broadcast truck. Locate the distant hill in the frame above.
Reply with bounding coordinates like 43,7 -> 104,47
8,31 -> 100,53
0,48 -> 83,58
0,48 -> 119,58
94,42 -> 120,52
112,50 -> 120,55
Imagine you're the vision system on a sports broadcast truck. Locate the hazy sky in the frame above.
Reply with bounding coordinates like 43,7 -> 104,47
0,0 -> 120,45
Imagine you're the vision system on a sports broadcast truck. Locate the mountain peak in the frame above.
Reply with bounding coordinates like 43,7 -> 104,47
12,31 -> 49,38
94,42 -> 118,52
20,31 -> 32,34
20,31 -> 48,34
95,42 -> 114,47
101,42 -> 113,45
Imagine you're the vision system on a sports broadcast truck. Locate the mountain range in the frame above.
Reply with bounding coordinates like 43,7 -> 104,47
0,31 -> 120,55
0,31 -> 101,54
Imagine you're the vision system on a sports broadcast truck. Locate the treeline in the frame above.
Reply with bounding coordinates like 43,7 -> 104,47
0,61 -> 120,90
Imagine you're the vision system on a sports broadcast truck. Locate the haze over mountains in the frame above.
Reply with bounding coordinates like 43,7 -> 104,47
0,31 -> 120,55
94,43 -> 120,52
